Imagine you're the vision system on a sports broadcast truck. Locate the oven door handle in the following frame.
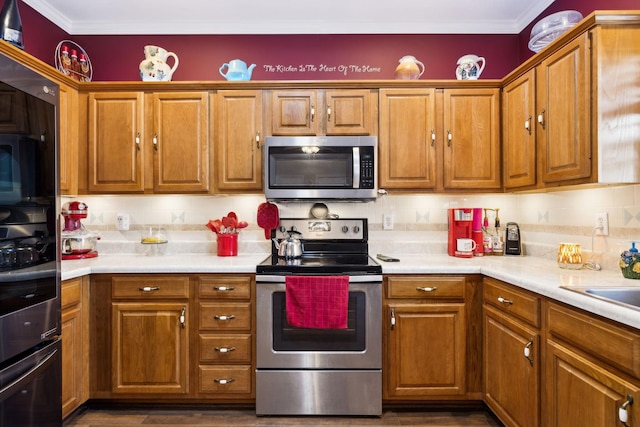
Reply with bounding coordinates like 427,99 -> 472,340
0,347 -> 58,401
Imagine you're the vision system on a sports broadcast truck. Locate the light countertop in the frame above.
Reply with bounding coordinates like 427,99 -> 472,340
62,252 -> 640,329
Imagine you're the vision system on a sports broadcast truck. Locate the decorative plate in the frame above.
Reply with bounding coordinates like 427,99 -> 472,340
55,40 -> 93,82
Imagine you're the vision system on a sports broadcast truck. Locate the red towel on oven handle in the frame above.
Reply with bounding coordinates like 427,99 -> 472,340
285,275 -> 349,329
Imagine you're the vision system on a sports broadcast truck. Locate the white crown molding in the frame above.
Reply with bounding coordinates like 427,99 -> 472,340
22,0 -> 557,35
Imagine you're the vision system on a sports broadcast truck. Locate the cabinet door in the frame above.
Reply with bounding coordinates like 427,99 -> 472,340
536,34 -> 591,184
58,83 -> 78,195
88,92 -> 145,192
545,340 -> 640,427
325,89 -> 374,135
484,305 -> 540,427
385,302 -> 466,397
271,90 -> 319,135
503,70 -> 537,189
379,89 -> 437,189
111,302 -> 189,394
151,92 -> 210,193
215,90 -> 263,191
61,278 -> 84,419
443,88 -> 501,190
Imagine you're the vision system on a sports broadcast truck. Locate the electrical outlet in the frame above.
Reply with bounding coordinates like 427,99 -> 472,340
116,213 -> 130,231
383,214 -> 394,230
595,212 -> 609,236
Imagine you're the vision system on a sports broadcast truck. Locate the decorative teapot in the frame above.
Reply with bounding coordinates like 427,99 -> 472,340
455,54 -> 485,80
219,59 -> 256,81
139,45 -> 179,82
395,55 -> 424,80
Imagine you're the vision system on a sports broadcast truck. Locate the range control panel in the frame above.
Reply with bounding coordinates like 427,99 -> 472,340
276,218 -> 366,240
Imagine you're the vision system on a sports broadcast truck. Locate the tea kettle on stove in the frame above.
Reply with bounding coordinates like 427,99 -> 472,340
273,230 -> 304,258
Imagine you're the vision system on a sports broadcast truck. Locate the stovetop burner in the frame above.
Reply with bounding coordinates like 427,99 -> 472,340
257,218 -> 381,276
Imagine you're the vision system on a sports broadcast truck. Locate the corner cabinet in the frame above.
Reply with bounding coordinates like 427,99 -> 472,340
383,275 -> 482,400
215,90 -> 263,192
483,278 -> 541,427
269,89 -> 376,136
87,91 -> 210,193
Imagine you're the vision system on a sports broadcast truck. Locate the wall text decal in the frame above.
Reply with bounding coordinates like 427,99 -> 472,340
263,63 -> 382,76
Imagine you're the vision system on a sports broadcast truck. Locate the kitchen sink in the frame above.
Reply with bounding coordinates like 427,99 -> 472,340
561,286 -> 640,311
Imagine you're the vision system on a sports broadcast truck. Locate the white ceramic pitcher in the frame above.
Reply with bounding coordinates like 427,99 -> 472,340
455,54 -> 485,80
139,45 -> 179,81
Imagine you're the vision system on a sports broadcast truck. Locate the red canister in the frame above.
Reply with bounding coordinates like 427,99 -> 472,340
217,233 -> 238,256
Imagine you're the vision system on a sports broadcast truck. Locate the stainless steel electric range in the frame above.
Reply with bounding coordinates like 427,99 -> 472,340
255,218 -> 382,416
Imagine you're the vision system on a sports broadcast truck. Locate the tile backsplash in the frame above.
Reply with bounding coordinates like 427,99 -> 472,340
64,184 -> 640,271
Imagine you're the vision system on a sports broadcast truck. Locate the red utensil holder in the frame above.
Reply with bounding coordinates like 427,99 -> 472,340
217,233 -> 238,256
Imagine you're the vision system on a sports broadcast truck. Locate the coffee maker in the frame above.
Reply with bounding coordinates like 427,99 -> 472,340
447,208 -> 482,258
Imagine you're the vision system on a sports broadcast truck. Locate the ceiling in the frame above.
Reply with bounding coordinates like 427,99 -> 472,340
23,0 -> 556,35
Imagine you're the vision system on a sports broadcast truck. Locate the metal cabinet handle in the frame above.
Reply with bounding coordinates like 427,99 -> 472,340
524,339 -> 534,366
213,286 -> 235,292
619,394 -> 634,427
525,116 -> 532,135
310,106 -> 315,122
327,106 -> 331,122
416,286 -> 437,292
447,130 -> 452,147
214,314 -> 236,321
255,131 -> 261,149
153,133 -> 158,151
215,346 -> 236,353
214,377 -> 235,385
139,286 -> 160,292
497,296 -> 514,305
179,307 -> 186,329
390,308 -> 396,331
431,129 -> 436,147
135,132 -> 141,151
537,109 -> 545,129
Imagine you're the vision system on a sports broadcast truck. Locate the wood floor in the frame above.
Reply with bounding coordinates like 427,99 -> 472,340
63,404 -> 503,427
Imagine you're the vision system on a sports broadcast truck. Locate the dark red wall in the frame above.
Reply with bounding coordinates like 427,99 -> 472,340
15,0 -> 637,82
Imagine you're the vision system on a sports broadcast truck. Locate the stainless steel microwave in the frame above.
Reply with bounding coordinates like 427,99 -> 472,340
264,136 -> 377,201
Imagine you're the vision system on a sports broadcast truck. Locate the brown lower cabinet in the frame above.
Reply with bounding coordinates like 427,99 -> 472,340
88,273 -> 255,402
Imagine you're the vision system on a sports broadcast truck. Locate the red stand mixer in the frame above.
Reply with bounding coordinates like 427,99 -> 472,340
61,201 -> 99,260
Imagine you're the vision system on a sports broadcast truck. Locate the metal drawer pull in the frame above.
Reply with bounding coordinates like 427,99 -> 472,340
525,116 -> 532,134
215,346 -> 236,353
523,339 -> 534,366
327,106 -> 331,122
447,130 -> 452,147
310,106 -> 315,122
179,307 -> 186,329
214,378 -> 235,385
214,314 -> 235,321
135,132 -> 141,150
537,109 -> 545,129
497,296 -> 513,305
213,286 -> 235,292
619,395 -> 633,427
416,286 -> 437,292
153,133 -> 158,151
139,286 -> 160,292
430,129 -> 436,147
390,308 -> 396,331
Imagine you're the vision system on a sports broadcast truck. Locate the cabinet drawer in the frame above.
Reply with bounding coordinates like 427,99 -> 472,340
198,276 -> 252,300
386,276 -> 465,299
112,276 -> 189,299
199,366 -> 252,395
200,334 -> 252,364
199,303 -> 251,331
484,278 -> 540,328
62,277 -> 82,309
547,302 -> 640,378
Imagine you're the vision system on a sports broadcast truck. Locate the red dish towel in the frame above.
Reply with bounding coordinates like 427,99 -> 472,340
285,276 -> 349,329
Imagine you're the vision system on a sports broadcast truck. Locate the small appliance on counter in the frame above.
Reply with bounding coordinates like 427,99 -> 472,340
505,222 -> 522,255
61,201 -> 99,260
448,208 -> 482,258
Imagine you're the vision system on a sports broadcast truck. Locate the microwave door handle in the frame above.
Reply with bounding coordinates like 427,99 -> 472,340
352,147 -> 360,188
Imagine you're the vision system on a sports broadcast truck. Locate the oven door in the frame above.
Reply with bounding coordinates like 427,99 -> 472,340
256,275 -> 381,369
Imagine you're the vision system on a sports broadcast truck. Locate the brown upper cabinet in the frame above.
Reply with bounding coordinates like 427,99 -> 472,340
379,87 -> 500,191
87,91 -> 210,193
215,90 -> 263,192
58,83 -> 79,195
270,89 -> 377,136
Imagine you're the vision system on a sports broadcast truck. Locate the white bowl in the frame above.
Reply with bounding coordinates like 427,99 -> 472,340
529,10 -> 583,53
